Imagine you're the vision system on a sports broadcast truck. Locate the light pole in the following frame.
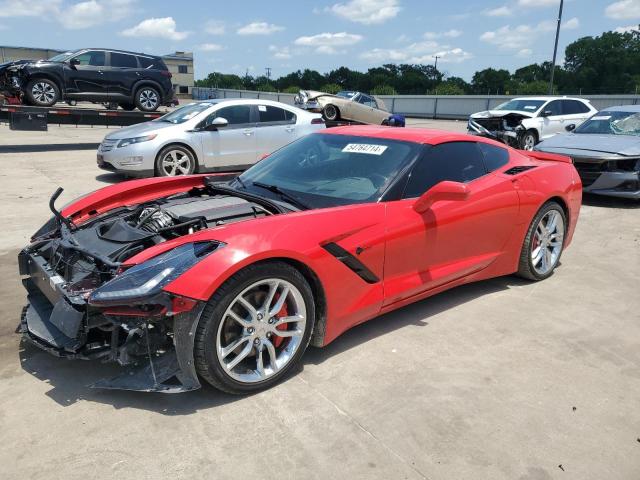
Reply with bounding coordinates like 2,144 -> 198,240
549,0 -> 564,95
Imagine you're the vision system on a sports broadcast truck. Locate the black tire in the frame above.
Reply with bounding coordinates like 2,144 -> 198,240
25,78 -> 60,107
119,102 -> 135,111
155,145 -> 197,177
323,104 -> 340,121
194,261 -> 315,394
134,85 -> 161,112
520,130 -> 538,151
516,201 -> 566,281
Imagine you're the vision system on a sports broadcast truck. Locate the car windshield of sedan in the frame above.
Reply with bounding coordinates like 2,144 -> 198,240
233,133 -> 422,208
337,91 -> 358,99
155,102 -> 213,124
574,111 -> 640,136
495,99 -> 546,113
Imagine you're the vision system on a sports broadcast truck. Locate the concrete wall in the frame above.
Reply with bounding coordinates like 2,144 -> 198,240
0,46 -> 65,63
192,87 -> 640,119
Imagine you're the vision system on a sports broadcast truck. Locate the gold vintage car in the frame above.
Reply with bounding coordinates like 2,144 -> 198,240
294,90 -> 392,125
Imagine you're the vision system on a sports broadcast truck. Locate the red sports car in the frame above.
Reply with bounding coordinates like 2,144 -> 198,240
18,127 -> 582,394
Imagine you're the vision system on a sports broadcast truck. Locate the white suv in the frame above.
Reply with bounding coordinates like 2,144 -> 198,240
468,96 -> 597,150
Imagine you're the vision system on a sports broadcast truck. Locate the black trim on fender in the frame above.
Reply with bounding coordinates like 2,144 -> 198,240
322,242 -> 380,284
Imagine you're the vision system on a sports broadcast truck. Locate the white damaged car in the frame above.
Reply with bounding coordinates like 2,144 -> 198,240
467,96 -> 597,150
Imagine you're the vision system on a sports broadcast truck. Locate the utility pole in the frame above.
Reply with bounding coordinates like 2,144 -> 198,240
549,0 -> 564,95
433,55 -> 441,72
265,67 -> 272,81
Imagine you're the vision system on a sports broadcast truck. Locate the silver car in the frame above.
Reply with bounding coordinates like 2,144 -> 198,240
97,99 -> 325,176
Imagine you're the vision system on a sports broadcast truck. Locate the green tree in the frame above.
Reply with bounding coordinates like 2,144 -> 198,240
472,68 -> 511,94
319,83 -> 342,94
371,84 -> 397,95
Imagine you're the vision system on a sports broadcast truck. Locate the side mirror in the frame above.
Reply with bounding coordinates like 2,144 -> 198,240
203,117 -> 228,131
540,110 -> 552,117
413,181 -> 469,213
565,123 -> 576,132
69,58 -> 80,68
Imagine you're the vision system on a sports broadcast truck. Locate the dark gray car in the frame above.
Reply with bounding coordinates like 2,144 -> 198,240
535,105 -> 640,199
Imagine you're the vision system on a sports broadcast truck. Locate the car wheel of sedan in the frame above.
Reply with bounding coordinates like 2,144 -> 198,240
155,145 -> 197,176
517,201 -> 566,281
135,86 -> 160,112
194,262 -> 315,394
521,130 -> 538,151
25,78 -> 60,107
323,104 -> 340,121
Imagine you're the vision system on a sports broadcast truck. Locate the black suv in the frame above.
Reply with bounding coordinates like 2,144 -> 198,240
0,48 -> 175,111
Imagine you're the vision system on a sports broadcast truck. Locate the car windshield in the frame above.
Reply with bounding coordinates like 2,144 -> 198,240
495,99 -> 546,113
233,133 -> 422,209
155,103 -> 212,124
49,51 -> 76,62
337,91 -> 358,99
574,111 -> 640,136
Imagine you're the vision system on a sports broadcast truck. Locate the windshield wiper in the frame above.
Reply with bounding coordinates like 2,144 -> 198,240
252,181 -> 310,210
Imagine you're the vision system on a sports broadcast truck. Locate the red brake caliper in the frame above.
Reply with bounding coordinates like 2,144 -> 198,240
272,294 -> 289,348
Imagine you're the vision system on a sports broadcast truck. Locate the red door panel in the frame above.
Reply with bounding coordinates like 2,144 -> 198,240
383,173 -> 519,306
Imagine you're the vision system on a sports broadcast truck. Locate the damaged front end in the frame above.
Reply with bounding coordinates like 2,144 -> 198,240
18,183 -> 274,392
467,112 -> 531,148
0,60 -> 29,102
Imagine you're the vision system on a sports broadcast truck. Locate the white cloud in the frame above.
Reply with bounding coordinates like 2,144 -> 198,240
204,20 -> 225,35
516,48 -> 533,57
614,24 -> 639,33
360,40 -> 472,64
328,0 -> 400,25
0,0 -> 61,17
517,0 -> 559,6
424,29 -> 462,39
198,43 -> 224,51
294,32 -> 363,54
58,0 -> 134,29
121,17 -> 190,41
605,0 -> 640,19
563,17 -> 579,29
480,18 -> 578,51
269,45 -> 292,59
484,5 -> 512,17
236,21 -> 284,35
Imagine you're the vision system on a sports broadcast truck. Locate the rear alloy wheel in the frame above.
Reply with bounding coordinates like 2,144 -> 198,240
135,86 -> 160,112
521,130 -> 537,151
194,262 -> 315,394
323,104 -> 340,121
26,78 -> 60,107
517,201 -> 566,281
156,145 -> 196,176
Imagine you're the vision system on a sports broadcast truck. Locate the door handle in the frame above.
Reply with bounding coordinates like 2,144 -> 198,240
98,70 -> 104,74
285,126 -> 295,132
243,129 -> 254,136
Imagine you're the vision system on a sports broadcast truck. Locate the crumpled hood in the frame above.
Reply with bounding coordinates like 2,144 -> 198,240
0,59 -> 33,73
470,109 -> 533,119
536,133 -> 640,157
104,120 -> 176,140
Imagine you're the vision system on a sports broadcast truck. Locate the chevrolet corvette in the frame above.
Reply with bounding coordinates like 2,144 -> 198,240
18,127 -> 582,394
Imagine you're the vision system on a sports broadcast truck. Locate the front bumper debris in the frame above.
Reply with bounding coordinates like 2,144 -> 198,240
18,248 -> 205,393
573,157 -> 640,199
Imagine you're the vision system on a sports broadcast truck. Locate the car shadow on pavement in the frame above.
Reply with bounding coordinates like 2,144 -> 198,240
582,193 -> 639,209
17,275 -> 528,415
95,173 -> 128,184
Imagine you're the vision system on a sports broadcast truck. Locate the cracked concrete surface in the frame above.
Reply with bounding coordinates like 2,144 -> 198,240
0,122 -> 638,480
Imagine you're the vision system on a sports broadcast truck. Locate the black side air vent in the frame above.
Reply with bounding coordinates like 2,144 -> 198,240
322,242 -> 380,284
504,165 -> 537,175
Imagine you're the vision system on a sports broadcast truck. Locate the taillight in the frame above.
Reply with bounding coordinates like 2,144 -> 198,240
161,70 -> 172,78
311,118 -> 325,125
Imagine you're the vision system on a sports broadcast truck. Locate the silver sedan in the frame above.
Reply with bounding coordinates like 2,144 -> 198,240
97,99 -> 325,177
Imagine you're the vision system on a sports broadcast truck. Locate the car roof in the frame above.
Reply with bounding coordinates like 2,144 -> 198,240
187,98 -> 309,111
510,96 -> 589,102
71,48 -> 162,59
600,104 -> 640,112
322,126 -> 482,145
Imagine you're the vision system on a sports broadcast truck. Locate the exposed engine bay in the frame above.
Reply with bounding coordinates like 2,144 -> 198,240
0,60 -> 29,101
18,180 -> 276,392
467,112 -> 530,148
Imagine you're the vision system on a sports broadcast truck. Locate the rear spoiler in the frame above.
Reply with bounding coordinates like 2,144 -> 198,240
526,151 -> 572,164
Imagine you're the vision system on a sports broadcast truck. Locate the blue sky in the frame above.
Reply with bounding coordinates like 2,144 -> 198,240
0,0 -> 638,80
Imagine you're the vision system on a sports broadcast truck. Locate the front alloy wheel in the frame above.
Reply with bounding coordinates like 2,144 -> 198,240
26,79 -> 60,106
521,131 -> 537,151
156,146 -> 196,176
194,262 -> 315,394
